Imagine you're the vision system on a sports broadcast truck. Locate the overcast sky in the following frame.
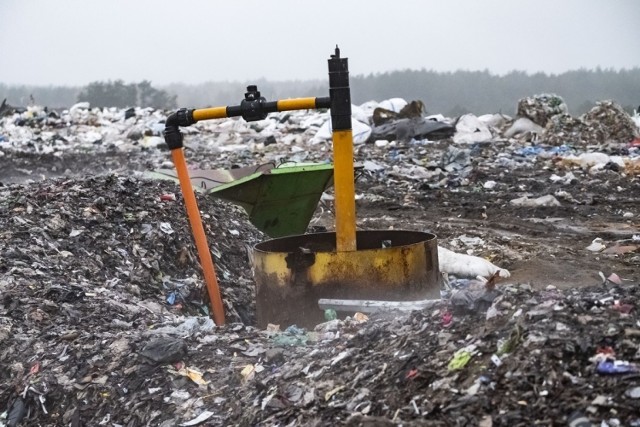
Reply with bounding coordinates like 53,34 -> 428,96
1,0 -> 638,86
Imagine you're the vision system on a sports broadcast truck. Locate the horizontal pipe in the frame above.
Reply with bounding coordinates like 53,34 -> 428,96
191,96 -> 330,123
277,97 -> 319,111
192,106 -> 228,122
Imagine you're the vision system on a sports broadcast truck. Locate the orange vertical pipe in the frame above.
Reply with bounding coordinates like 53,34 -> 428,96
171,148 -> 225,325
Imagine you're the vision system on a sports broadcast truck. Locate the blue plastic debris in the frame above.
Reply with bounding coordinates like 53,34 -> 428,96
515,146 -> 544,156
548,144 -> 572,154
166,292 -> 176,305
596,360 -> 639,375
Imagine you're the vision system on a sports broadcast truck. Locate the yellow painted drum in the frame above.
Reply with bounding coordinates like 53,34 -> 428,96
252,230 -> 441,327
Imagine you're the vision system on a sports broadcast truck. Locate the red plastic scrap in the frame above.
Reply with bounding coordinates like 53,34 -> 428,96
405,368 -> 419,380
441,311 -> 453,328
29,362 -> 40,375
596,346 -> 616,358
630,137 -> 640,147
612,301 -> 634,314
169,303 -> 184,311
607,273 -> 623,285
160,193 -> 176,202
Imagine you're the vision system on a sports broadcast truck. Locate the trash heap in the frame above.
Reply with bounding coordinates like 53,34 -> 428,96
516,93 -> 569,127
0,103 -> 170,154
1,93 -> 640,426
3,262 -> 639,425
1,95 -> 638,167
580,101 -> 640,145
226,281 -> 640,426
0,175 -> 266,425
544,101 -> 640,147
0,175 -> 264,322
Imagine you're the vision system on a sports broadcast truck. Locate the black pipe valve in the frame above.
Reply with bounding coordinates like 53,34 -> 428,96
240,85 -> 268,122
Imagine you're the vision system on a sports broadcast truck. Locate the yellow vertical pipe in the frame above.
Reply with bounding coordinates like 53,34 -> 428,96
332,129 -> 357,252
171,148 -> 226,326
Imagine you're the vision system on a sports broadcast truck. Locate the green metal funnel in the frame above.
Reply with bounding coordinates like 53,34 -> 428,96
146,163 -> 334,237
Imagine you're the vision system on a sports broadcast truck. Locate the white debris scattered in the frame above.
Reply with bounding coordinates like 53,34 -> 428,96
363,160 -> 384,172
180,411 -> 215,426
69,101 -> 91,113
374,139 -> 389,148
549,172 -> 576,185
351,104 -> 370,125
159,222 -> 175,235
378,98 -> 407,113
510,195 -> 561,207
455,235 -> 486,248
452,114 -> 493,144
438,246 -> 510,278
478,113 -> 510,129
504,117 -> 544,139
633,109 -> 640,130
586,238 -> 606,252
313,117 -> 372,145
561,152 -> 624,171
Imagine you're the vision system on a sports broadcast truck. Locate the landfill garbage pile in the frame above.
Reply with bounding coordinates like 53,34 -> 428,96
0,103 -> 171,153
543,113 -> 589,146
0,174 -> 265,323
1,94 -> 640,426
544,101 -> 639,147
232,281 -> 640,426
516,93 -> 569,127
0,175 -> 266,425
581,101 -> 640,144
3,273 -> 640,425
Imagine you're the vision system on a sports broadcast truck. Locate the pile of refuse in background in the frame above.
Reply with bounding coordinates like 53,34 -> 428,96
1,93 -> 638,182
1,93 -> 640,426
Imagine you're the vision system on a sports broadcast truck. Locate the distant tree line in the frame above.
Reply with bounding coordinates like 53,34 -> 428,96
2,68 -> 639,116
0,84 -> 80,108
76,80 -> 177,109
0,80 -> 176,110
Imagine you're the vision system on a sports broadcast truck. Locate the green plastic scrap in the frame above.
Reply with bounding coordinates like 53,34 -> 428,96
272,325 -> 309,347
498,323 -> 523,356
324,309 -> 337,321
447,344 -> 478,371
272,334 -> 307,347
448,349 -> 473,371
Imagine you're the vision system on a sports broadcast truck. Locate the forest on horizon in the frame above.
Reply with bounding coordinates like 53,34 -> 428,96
2,67 -> 639,117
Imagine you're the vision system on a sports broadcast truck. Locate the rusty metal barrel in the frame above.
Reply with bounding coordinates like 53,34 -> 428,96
252,230 -> 441,328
